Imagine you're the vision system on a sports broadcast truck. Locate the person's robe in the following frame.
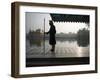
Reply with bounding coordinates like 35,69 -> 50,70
47,25 -> 56,45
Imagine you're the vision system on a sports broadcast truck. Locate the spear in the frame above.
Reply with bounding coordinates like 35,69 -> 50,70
43,18 -> 45,54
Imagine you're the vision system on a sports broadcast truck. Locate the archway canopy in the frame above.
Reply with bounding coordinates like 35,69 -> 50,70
50,14 -> 89,23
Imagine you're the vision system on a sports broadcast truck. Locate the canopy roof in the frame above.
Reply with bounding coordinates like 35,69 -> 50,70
50,14 -> 89,23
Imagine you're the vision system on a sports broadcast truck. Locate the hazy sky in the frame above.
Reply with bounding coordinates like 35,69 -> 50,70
25,12 -> 89,34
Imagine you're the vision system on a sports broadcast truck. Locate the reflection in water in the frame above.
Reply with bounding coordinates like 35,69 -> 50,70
26,38 -> 89,58
77,38 -> 89,47
29,39 -> 42,47
27,37 -> 89,47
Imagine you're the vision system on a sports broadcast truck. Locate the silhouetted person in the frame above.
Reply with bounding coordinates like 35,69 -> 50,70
45,20 -> 56,52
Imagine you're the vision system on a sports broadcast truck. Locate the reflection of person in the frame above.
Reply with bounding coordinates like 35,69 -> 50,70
45,20 -> 56,52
